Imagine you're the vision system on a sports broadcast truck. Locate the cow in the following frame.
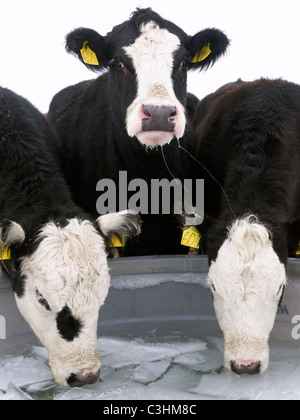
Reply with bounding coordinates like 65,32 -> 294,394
0,86 -> 141,386
192,78 -> 300,375
47,7 -> 229,256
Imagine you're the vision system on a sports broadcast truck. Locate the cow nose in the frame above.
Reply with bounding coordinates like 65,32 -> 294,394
231,360 -> 261,375
142,104 -> 177,132
67,367 -> 101,387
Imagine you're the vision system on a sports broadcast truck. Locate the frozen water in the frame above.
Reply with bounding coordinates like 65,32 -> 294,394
0,331 -> 300,400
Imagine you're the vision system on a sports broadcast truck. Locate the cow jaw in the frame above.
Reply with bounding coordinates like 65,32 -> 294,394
208,217 -> 286,374
15,219 -> 110,386
125,21 -> 186,147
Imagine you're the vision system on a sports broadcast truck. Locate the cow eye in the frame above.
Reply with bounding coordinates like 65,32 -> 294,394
117,61 -> 126,70
36,289 -> 51,311
179,60 -> 187,70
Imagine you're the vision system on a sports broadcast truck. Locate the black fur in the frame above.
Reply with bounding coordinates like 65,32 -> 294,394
0,87 -> 90,296
48,8 -> 229,256
192,79 -> 300,264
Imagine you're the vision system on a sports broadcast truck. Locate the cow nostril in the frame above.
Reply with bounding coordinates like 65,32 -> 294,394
67,368 -> 100,387
143,110 -> 151,118
142,105 -> 152,119
169,110 -> 177,119
231,360 -> 261,375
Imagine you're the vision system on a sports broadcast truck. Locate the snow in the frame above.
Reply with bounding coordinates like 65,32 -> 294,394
0,331 -> 300,400
111,272 -> 209,291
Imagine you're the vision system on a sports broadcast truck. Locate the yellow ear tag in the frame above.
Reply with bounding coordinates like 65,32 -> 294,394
181,227 -> 201,249
80,41 -> 99,66
296,241 -> 300,256
192,43 -> 212,63
0,246 -> 11,260
108,234 -> 125,248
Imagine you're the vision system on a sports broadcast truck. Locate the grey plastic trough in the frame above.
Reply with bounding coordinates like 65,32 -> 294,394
0,255 -> 299,353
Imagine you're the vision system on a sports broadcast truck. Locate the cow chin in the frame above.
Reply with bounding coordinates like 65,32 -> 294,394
223,336 -> 270,375
50,351 -> 101,387
136,131 -> 175,148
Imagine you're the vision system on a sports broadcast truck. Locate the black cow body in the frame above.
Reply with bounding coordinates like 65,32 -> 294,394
0,87 -> 85,274
48,75 -> 195,255
48,8 -> 229,256
0,86 -> 141,386
193,78 -> 300,263
192,78 -> 300,373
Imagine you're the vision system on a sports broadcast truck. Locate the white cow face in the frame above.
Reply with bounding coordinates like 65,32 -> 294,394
65,9 -> 229,148
124,21 -> 186,148
208,217 -> 286,375
4,211 -> 140,386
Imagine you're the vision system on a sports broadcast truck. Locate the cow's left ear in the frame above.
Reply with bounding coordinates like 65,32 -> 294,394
188,28 -> 230,71
66,28 -> 108,72
96,210 -> 142,247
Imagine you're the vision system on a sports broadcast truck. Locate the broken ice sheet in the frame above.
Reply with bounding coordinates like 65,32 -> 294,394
0,347 -> 53,391
0,383 -> 32,400
98,336 -> 207,369
133,357 -> 172,384
1,334 -> 300,400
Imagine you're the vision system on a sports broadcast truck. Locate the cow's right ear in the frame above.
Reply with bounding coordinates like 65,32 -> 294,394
96,210 -> 142,247
66,28 -> 108,72
0,221 -> 25,248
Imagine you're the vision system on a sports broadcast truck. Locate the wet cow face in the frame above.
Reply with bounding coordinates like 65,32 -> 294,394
7,211 -> 141,386
65,8 -> 229,148
208,217 -> 286,375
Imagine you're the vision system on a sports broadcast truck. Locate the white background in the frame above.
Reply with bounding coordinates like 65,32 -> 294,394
1,0 -> 299,112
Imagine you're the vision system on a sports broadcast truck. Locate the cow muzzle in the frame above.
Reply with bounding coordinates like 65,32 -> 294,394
126,99 -> 186,147
67,366 -> 101,387
230,360 -> 261,375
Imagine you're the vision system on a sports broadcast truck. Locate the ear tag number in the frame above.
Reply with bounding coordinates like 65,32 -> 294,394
80,41 -> 99,66
181,227 -> 201,249
192,43 -> 212,63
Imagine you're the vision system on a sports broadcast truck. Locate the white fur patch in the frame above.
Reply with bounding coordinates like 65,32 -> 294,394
15,219 -> 110,385
124,21 -> 186,146
97,209 -> 141,239
208,216 -> 286,374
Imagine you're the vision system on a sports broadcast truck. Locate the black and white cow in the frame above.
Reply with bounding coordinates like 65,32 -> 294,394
192,78 -> 300,375
0,87 -> 141,386
48,7 -> 229,256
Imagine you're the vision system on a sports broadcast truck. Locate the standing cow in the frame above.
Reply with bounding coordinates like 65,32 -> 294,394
48,7 -> 229,256
0,87 -> 141,386
192,79 -> 300,374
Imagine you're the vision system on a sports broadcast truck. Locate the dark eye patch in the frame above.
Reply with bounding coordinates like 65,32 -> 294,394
56,306 -> 82,342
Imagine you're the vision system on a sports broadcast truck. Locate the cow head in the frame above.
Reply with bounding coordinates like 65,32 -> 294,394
65,8 -> 229,148
1,211 -> 141,386
208,216 -> 286,375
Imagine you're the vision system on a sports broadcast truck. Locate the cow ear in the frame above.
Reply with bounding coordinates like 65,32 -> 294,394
97,210 -> 142,247
66,28 -> 108,72
188,28 -> 230,71
0,221 -> 25,248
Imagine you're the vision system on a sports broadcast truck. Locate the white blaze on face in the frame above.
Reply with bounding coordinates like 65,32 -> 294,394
124,21 -> 186,148
208,217 -> 286,374
15,219 -> 110,386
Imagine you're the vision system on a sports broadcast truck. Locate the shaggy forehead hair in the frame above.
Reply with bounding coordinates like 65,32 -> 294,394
209,216 -> 286,294
20,219 -> 109,313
